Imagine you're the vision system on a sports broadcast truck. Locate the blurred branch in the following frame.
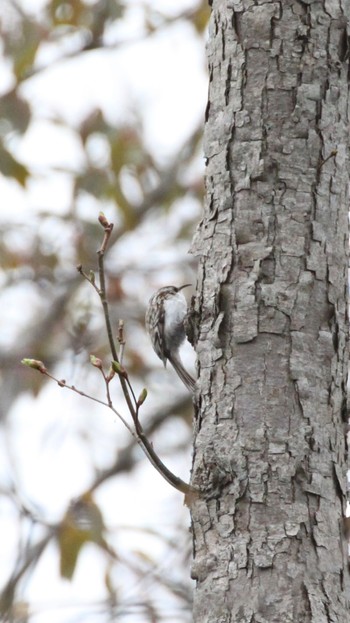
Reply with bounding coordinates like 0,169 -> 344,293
117,124 -> 203,229
0,530 -> 54,620
10,2 -> 208,84
0,390 -> 192,618
89,394 -> 192,492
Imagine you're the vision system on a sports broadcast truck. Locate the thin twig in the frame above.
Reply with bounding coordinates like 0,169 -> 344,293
118,319 -> 126,364
41,365 -> 196,496
44,370 -> 135,437
76,264 -> 100,295
96,217 -> 137,418
23,214 -> 197,498
115,320 -> 138,405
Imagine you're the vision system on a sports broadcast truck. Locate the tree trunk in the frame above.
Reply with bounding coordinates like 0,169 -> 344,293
190,1 -> 350,620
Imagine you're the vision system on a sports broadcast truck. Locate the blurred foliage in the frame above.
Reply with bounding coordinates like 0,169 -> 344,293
0,0 -> 207,386
0,0 -> 208,621
0,140 -> 29,185
57,494 -> 108,580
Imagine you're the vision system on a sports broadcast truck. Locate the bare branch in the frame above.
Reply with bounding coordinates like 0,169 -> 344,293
24,215 -> 197,502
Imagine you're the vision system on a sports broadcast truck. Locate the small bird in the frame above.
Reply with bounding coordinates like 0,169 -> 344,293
145,285 -> 195,392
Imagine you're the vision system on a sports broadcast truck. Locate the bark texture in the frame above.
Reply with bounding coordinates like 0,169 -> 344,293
191,0 -> 350,620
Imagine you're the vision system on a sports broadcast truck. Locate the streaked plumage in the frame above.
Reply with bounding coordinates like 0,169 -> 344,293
145,285 -> 195,392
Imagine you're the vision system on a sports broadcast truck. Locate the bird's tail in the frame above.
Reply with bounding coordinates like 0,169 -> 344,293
168,353 -> 196,393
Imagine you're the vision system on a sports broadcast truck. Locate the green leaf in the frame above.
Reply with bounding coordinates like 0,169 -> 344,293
58,521 -> 89,580
0,89 -> 31,135
58,494 -> 106,581
0,143 -> 29,186
11,19 -> 41,81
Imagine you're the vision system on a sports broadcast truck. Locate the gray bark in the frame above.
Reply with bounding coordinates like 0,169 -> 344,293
190,0 -> 350,621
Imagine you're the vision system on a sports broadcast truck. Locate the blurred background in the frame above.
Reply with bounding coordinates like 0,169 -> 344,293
0,0 -> 208,621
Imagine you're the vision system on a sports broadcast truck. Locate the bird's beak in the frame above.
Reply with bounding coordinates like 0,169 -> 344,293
179,284 -> 191,291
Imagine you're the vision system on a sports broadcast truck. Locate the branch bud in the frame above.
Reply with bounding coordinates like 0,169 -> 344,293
111,360 -> 127,378
137,388 -> 148,407
21,359 -> 47,373
98,212 -> 109,228
90,355 -> 103,369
